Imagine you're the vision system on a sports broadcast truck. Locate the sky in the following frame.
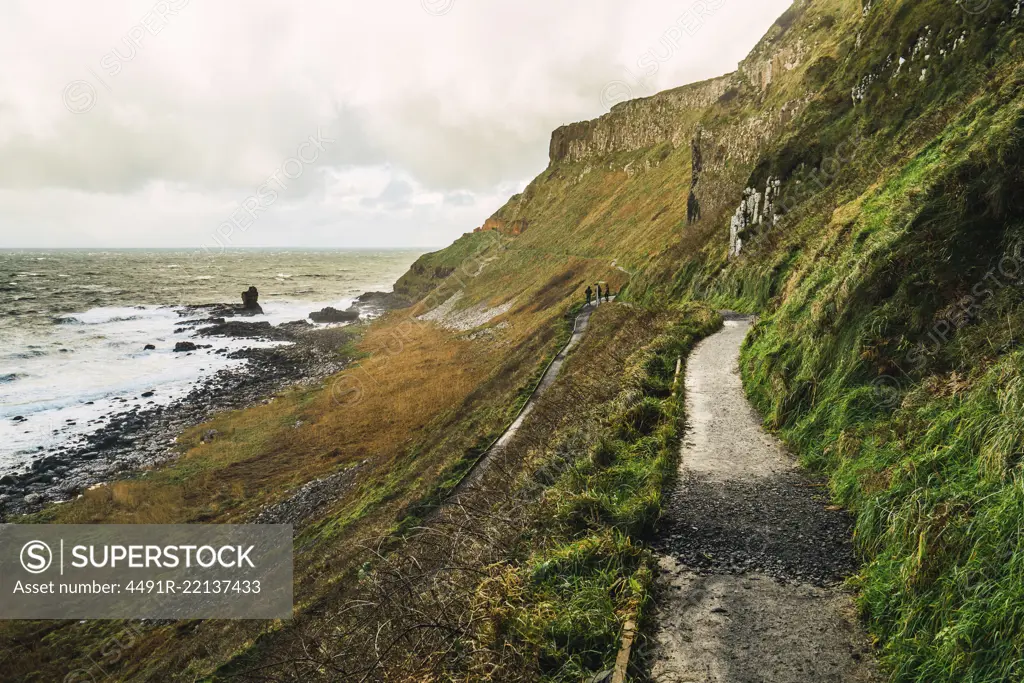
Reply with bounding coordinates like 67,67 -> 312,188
0,0 -> 793,250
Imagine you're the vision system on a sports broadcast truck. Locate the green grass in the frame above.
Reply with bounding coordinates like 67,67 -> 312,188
472,303 -> 721,681
700,23 -> 1024,681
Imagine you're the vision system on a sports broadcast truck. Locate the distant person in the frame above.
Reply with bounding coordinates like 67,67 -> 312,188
585,285 -> 593,306
605,286 -> 611,302
596,284 -> 602,305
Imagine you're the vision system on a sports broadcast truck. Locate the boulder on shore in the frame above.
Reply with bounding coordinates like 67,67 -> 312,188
355,291 -> 413,311
309,306 -> 360,324
174,341 -> 198,352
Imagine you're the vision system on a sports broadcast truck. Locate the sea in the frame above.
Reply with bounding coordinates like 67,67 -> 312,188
0,249 -> 422,473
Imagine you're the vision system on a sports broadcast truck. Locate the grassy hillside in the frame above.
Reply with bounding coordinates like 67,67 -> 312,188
711,10 -> 1024,681
9,0 -> 1024,680
4,312 -> 562,680
669,3 -> 1024,680
395,1 -> 1024,680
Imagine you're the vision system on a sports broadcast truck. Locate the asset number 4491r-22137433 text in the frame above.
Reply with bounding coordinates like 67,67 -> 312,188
124,579 -> 262,594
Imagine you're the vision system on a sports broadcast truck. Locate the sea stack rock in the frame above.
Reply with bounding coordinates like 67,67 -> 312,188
241,286 -> 264,315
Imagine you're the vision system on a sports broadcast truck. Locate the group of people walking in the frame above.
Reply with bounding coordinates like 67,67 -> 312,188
585,283 -> 612,306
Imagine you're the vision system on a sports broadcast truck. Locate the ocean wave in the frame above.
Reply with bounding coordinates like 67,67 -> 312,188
53,307 -> 153,325
11,348 -> 45,359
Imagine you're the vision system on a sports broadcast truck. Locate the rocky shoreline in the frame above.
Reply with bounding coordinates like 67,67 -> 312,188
0,289 -> 406,518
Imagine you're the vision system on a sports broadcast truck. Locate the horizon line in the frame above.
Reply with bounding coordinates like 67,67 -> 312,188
0,245 -> 445,251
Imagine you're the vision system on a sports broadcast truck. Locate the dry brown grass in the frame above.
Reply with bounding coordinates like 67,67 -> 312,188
67,482 -> 185,524
5,304 -> 556,682
47,319 -> 495,528
304,321 -> 490,457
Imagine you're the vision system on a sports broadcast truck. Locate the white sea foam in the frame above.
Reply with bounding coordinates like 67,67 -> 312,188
0,305 -> 278,467
0,298 -> 370,472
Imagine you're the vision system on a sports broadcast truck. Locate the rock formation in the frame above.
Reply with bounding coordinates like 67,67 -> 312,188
473,216 -> 529,236
728,177 -> 780,257
241,286 -> 264,315
309,306 -> 360,324
547,76 -> 732,165
687,131 -> 704,224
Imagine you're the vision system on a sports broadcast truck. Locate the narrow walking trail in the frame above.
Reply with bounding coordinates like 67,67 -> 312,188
651,313 -> 879,683
460,298 -> 605,489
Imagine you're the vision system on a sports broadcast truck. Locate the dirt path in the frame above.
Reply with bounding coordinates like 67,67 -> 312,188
650,313 -> 879,683
461,299 -> 603,488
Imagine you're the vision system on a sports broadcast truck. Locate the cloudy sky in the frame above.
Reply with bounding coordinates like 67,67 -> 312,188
0,0 -> 792,249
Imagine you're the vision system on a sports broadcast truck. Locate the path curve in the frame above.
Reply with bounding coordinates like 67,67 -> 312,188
651,313 -> 879,683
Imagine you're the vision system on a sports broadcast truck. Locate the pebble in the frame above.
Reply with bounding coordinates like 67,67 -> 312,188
654,471 -> 857,586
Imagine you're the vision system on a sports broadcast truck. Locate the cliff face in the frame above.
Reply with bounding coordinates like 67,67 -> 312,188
473,215 -> 528,236
547,75 -> 732,165
535,0 -> 836,257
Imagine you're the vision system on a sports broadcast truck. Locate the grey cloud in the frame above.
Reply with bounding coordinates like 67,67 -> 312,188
0,0 -> 792,248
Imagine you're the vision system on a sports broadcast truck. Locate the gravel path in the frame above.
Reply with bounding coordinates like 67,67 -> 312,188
650,313 -> 879,683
